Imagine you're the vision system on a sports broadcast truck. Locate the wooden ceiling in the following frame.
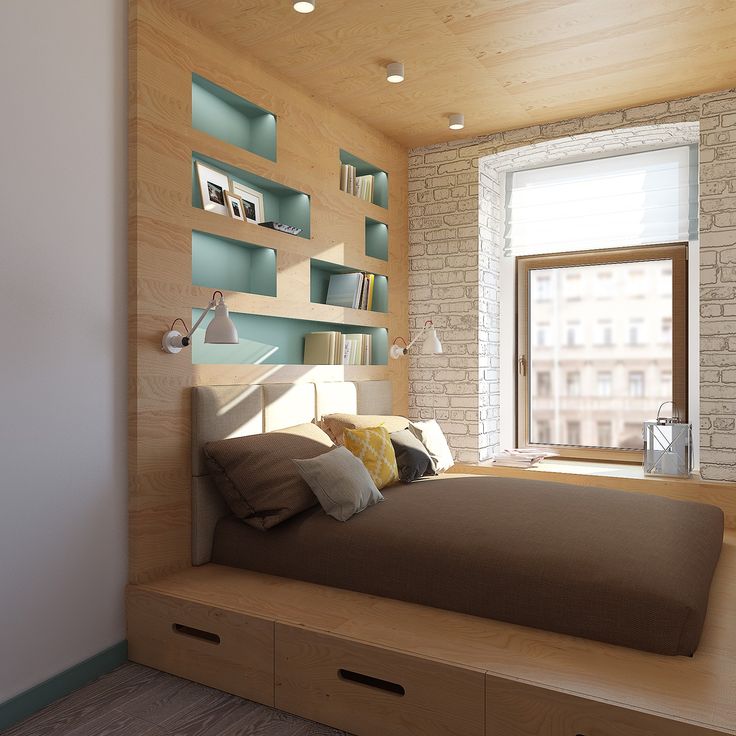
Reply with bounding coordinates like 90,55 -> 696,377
178,0 -> 736,148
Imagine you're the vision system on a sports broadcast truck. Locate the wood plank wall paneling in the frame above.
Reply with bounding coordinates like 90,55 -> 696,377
129,0 -> 409,583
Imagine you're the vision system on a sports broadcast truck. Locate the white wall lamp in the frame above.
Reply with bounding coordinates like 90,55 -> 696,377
386,62 -> 405,84
293,1 -> 316,12
448,113 -> 465,130
390,320 -> 443,359
162,290 -> 239,354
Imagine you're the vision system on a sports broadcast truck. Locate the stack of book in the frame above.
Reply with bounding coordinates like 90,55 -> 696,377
303,331 -> 372,366
325,272 -> 375,310
491,449 -> 557,468
339,164 -> 374,203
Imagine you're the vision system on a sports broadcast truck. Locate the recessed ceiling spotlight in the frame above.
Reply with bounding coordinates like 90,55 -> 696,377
293,1 -> 315,12
386,62 -> 405,84
448,113 -> 465,130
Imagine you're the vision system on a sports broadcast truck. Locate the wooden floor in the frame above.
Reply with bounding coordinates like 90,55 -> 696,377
4,663 -> 349,736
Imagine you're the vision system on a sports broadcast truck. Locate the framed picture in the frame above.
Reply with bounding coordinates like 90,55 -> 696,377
195,161 -> 230,216
225,192 -> 245,221
232,181 -> 265,224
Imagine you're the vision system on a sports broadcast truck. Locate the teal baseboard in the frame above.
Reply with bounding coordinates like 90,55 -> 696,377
0,641 -> 128,732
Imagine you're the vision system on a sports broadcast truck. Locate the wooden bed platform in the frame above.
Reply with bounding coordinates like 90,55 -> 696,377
128,530 -> 736,736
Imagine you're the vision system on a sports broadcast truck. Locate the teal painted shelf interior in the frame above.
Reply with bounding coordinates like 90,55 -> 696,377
192,152 -> 310,238
365,217 -> 389,261
191,308 -> 388,365
339,149 -> 388,208
192,230 -> 276,297
310,259 -> 388,313
192,73 -> 276,161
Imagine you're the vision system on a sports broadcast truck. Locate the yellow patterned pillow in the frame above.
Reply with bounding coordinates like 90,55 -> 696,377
343,426 -> 399,490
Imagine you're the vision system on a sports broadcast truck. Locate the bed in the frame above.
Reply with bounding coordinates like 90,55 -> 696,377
192,381 -> 724,657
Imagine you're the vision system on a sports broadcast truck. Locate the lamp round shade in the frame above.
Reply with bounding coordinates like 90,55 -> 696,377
204,300 -> 238,344
422,327 -> 443,355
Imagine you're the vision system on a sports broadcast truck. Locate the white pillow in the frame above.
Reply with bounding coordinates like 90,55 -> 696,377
409,420 -> 454,473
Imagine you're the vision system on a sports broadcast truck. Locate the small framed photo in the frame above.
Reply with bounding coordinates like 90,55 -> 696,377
195,161 -> 230,216
232,181 -> 265,224
225,192 -> 245,221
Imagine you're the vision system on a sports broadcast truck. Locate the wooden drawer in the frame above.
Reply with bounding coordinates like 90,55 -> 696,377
485,675 -> 724,736
127,586 -> 274,705
275,623 -> 484,736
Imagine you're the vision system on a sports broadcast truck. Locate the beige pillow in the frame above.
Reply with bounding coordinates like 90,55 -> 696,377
293,446 -> 383,522
409,420 -> 454,473
319,413 -> 409,445
204,423 -> 334,530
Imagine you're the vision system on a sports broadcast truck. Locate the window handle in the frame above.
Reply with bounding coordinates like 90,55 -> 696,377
518,355 -> 527,376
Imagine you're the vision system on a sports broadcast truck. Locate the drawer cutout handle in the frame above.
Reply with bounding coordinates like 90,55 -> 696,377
338,668 -> 405,696
172,623 -> 221,644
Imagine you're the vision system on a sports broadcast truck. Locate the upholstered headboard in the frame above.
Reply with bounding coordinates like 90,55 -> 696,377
191,380 -> 393,565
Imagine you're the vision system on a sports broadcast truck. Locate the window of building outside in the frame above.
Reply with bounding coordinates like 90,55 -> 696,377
595,320 -> 613,346
517,244 -> 687,461
567,421 -> 581,445
536,371 -> 551,397
597,370 -> 613,397
628,371 -> 645,397
597,421 -> 613,447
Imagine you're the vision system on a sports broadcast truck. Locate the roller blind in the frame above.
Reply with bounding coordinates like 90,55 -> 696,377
504,145 -> 698,257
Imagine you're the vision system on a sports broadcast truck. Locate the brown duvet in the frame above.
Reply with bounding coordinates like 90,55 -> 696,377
211,474 -> 724,655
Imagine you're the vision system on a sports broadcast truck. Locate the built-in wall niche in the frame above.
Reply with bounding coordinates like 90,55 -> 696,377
310,259 -> 388,313
191,73 -> 277,161
191,309 -> 388,366
339,149 -> 388,209
192,230 -> 276,297
192,152 -> 310,238
365,217 -> 389,261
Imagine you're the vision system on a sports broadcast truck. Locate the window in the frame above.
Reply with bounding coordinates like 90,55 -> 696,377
627,270 -> 646,298
536,322 -> 550,347
517,244 -> 687,460
536,371 -> 551,397
661,317 -> 672,344
628,319 -> 645,346
596,271 -> 614,299
595,320 -> 613,346
566,371 -> 581,396
535,275 -> 552,301
661,370 -> 672,397
596,371 -> 612,397
597,421 -> 612,447
565,273 -> 582,301
628,371 -> 645,397
566,421 -> 581,446
536,420 -> 551,443
565,321 -> 582,347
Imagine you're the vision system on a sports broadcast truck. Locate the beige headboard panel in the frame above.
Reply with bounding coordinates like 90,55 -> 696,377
191,380 -> 393,565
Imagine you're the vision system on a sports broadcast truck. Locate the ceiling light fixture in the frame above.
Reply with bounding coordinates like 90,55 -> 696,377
448,113 -> 465,130
386,62 -> 405,84
293,1 -> 315,12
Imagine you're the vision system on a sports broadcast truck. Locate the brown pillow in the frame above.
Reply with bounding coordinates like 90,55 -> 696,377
204,423 -> 334,530
319,413 -> 409,445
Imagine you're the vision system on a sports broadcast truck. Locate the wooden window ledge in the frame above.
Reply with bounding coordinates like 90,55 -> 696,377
449,459 -> 736,529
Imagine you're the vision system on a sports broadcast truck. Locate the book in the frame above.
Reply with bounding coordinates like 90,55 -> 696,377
356,174 -> 374,202
334,333 -> 345,365
366,273 -> 375,310
491,449 -> 558,468
360,274 -> 370,310
325,273 -> 364,309
304,331 -> 337,365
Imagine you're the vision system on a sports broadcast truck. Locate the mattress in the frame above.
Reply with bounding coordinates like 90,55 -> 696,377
211,474 -> 724,655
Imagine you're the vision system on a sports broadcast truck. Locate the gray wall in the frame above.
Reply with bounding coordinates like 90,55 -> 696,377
0,0 -> 128,701
408,91 -> 736,480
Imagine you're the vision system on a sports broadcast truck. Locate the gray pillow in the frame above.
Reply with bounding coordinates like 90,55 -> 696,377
293,446 -> 383,522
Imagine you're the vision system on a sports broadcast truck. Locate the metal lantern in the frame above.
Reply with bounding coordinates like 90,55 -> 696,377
643,402 -> 693,478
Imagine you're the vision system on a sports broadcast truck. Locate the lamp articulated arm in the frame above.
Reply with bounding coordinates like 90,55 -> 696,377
162,291 -> 235,354
390,320 -> 441,359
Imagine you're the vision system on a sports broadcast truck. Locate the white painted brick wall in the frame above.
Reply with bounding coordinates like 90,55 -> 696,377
408,90 -> 736,480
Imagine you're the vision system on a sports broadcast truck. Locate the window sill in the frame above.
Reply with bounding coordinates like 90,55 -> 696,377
450,458 -> 736,527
